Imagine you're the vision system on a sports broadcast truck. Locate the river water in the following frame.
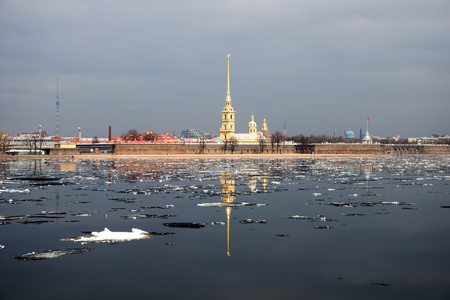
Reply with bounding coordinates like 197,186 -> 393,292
1,156 -> 449,300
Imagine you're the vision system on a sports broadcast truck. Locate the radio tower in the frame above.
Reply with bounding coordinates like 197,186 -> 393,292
56,77 -> 60,137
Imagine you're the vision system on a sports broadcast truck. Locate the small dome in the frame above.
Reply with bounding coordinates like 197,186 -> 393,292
345,130 -> 355,139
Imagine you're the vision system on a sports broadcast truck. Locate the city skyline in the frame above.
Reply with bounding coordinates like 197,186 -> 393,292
1,1 -> 449,138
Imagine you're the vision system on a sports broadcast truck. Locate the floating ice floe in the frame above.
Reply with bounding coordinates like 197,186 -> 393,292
0,188 -> 30,194
287,215 -> 337,222
211,222 -> 226,225
0,215 -> 27,221
121,214 -> 175,219
240,219 -> 267,224
314,226 -> 333,229
72,213 -> 92,217
15,248 -> 91,260
61,228 -> 151,244
197,202 -> 266,207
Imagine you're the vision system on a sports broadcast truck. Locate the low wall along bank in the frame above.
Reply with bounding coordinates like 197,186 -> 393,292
5,143 -> 449,157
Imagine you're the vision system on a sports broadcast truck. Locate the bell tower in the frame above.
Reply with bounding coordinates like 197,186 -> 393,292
220,54 -> 235,140
248,114 -> 257,135
261,118 -> 269,132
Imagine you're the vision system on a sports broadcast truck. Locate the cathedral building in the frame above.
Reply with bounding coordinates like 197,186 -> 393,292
219,54 -> 271,143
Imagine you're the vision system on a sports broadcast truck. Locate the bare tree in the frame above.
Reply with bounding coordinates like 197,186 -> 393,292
26,133 -> 44,154
270,134 -> 276,153
257,135 -> 266,154
228,136 -> 238,154
273,131 -> 286,154
0,132 -> 11,154
122,129 -> 139,141
199,138 -> 207,154
221,138 -> 229,153
143,132 -> 156,142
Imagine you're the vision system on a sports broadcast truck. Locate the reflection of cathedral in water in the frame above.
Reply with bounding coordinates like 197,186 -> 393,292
220,172 -> 269,256
220,173 -> 235,256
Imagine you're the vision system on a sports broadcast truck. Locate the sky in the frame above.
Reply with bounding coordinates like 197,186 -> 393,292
1,0 -> 449,139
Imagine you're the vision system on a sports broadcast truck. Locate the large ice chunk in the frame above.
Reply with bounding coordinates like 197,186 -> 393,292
61,228 -> 151,244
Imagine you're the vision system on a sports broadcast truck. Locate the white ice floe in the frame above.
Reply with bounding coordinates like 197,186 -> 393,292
61,228 -> 151,244
197,202 -> 266,207
15,248 -> 90,260
0,188 -> 30,194
197,202 -> 239,207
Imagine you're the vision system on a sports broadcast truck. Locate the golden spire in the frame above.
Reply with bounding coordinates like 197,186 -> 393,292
220,54 -> 235,140
227,54 -> 231,96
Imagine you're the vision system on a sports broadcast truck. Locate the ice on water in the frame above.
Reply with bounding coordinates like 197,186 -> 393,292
61,228 -> 151,244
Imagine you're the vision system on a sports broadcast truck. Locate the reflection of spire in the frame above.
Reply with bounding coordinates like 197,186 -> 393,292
56,187 -> 60,224
221,172 -> 235,256
226,206 -> 231,256
362,165 -> 373,196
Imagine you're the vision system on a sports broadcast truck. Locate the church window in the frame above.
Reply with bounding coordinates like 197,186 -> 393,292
224,115 -> 227,119
224,125 -> 227,129
230,115 -> 233,119
231,125 -> 233,129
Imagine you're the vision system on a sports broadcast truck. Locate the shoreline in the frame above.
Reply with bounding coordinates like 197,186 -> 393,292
0,153 -> 441,160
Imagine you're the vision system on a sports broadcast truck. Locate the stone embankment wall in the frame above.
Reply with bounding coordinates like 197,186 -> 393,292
295,144 -> 450,155
5,143 -> 448,157
114,143 -> 297,155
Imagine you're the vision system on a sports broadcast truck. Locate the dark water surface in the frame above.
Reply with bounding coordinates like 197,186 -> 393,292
1,156 -> 449,300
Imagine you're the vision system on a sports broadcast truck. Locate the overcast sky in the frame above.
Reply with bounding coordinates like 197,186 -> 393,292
1,0 -> 449,138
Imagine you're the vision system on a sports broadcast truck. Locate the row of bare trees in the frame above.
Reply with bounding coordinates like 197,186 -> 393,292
26,133 -> 46,154
199,132 -> 289,154
121,129 -> 156,142
0,132 -> 11,154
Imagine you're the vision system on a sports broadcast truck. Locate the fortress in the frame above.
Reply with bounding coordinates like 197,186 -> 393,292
219,54 -> 271,143
4,55 -> 450,157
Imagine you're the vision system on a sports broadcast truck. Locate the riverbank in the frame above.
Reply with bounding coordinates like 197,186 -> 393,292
0,153 -> 420,160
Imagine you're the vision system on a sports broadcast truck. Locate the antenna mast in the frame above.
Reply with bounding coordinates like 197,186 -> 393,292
56,78 -> 60,136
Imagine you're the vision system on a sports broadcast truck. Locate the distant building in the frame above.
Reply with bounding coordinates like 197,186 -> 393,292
362,117 -> 373,144
180,129 -> 204,139
345,130 -> 355,139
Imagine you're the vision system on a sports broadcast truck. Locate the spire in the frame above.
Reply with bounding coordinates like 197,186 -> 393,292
226,54 -> 231,105
362,116 -> 372,144
227,54 -> 230,95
